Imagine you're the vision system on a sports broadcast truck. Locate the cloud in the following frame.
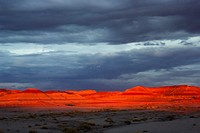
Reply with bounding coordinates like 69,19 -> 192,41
0,43 -> 199,90
0,0 -> 200,44
77,46 -> 200,79
0,83 -> 34,89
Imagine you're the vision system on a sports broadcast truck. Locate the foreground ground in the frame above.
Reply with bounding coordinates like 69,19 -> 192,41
0,108 -> 200,133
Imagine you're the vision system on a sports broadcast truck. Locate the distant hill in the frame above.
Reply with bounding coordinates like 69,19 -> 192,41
0,85 -> 200,112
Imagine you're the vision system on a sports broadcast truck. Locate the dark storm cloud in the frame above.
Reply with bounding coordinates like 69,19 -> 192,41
143,42 -> 165,46
0,0 -> 200,44
0,45 -> 200,90
78,46 -> 200,79
180,40 -> 194,45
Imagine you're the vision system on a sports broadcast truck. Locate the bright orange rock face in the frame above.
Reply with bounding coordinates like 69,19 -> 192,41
0,85 -> 200,112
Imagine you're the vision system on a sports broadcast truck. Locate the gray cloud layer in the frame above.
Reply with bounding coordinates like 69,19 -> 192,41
0,0 -> 200,44
0,45 -> 200,90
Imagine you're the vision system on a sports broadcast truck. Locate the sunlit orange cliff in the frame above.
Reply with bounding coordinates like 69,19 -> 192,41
0,85 -> 200,112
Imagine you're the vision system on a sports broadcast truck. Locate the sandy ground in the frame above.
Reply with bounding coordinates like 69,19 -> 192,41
0,108 -> 199,133
104,116 -> 200,133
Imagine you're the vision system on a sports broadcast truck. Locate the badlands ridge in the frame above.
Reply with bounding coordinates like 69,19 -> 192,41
0,85 -> 200,112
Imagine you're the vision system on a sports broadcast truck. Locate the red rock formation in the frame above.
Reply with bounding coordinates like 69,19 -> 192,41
0,85 -> 200,112
124,86 -> 154,95
78,90 -> 97,96
23,88 -> 43,93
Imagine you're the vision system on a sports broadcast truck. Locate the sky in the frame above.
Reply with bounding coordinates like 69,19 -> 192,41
0,0 -> 200,91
